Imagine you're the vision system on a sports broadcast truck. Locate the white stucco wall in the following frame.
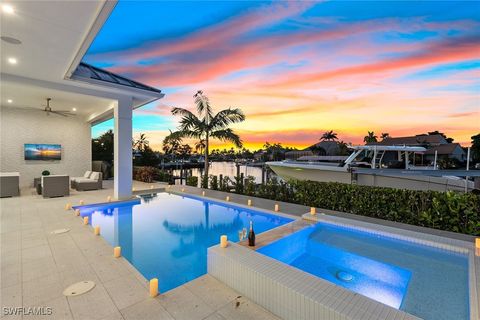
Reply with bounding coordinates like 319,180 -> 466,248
0,107 -> 91,188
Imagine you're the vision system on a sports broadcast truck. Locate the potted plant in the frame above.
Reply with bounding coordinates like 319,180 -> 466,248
42,170 -> 50,176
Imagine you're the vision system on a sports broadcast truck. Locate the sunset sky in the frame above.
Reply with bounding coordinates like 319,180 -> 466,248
86,1 -> 480,151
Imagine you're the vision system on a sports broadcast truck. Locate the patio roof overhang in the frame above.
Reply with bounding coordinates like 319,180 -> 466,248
0,0 -> 164,124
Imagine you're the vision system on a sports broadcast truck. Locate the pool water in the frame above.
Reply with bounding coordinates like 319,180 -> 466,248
257,223 -> 469,320
74,192 -> 292,292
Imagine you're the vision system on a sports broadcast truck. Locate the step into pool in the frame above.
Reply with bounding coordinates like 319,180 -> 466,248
74,192 -> 292,292
257,222 -> 470,320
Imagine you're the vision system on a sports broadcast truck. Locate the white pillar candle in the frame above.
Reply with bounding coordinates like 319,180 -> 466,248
310,207 -> 316,215
114,246 -> 121,258
220,235 -> 228,248
274,204 -> 279,212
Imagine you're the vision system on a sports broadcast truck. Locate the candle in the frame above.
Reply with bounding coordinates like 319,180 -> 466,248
220,235 -> 228,248
114,246 -> 121,258
202,191 -> 205,196
74,209 -> 80,216
83,216 -> 89,225
107,196 -> 112,202
226,196 -> 230,202
274,204 -> 279,212
310,207 -> 316,215
65,203 -> 71,210
132,187 -> 136,192
79,200 -> 84,205
94,226 -> 100,236
181,188 -> 185,192
247,199 -> 252,206
149,278 -> 159,297
150,185 -> 154,189
476,238 -> 480,256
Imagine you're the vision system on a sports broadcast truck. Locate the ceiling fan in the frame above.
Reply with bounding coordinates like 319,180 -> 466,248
41,98 -> 75,117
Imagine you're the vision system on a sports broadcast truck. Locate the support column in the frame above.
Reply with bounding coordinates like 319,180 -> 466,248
114,96 -> 133,200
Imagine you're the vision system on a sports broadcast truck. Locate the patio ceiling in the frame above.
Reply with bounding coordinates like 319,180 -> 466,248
0,0 -> 163,124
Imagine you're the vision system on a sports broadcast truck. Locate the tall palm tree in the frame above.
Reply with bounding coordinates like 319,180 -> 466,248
170,90 -> 245,179
320,130 -> 338,141
363,131 -> 378,144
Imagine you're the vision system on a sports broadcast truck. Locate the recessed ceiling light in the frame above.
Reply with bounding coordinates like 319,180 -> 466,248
2,4 -> 14,14
72,108 -> 77,111
1,36 -> 21,45
7,99 -> 13,103
7,57 -> 17,64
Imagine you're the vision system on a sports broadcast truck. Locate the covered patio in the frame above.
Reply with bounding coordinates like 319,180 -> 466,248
1,0 -> 163,200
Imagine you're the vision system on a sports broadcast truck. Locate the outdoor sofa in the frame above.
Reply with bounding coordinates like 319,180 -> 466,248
71,171 -> 103,191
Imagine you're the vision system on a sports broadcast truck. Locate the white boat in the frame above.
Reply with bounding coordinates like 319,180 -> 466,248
267,145 -> 474,192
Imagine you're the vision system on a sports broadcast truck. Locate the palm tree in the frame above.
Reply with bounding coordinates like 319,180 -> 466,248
162,130 -> 182,155
320,130 -> 338,141
380,133 -> 390,141
363,131 -> 378,144
133,133 -> 149,152
170,90 -> 245,178
194,139 -> 206,155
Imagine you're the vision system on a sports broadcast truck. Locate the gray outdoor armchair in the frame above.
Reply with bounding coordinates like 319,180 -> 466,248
42,175 -> 70,198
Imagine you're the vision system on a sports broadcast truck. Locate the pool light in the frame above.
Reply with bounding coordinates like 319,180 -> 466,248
7,57 -> 17,64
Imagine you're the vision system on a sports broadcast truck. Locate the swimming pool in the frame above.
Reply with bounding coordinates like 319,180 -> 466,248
257,222 -> 469,320
74,192 -> 292,292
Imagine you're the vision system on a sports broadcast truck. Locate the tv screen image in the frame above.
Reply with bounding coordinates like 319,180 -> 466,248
24,144 -> 61,160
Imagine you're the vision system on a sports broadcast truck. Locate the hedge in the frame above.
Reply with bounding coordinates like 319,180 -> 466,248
206,176 -> 480,236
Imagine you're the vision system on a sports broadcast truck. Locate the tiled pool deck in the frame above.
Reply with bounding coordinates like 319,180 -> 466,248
1,182 -> 478,320
0,182 -> 280,320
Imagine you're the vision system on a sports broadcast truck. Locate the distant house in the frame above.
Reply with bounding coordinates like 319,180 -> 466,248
424,143 -> 467,162
285,141 -> 340,160
371,134 -> 467,163
375,134 -> 447,147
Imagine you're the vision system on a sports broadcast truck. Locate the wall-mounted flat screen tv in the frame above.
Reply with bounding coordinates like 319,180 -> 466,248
24,144 -> 61,160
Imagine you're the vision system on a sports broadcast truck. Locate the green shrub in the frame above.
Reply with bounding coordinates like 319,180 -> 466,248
209,175 -> 218,190
206,177 -> 480,236
186,176 -> 198,187
133,166 -> 172,183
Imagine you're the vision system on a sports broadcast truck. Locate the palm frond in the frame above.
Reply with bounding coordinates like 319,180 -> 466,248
194,91 -> 213,121
209,108 -> 245,130
210,128 -> 243,148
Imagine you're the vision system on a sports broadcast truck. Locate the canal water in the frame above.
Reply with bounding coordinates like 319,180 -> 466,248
172,161 -> 269,184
